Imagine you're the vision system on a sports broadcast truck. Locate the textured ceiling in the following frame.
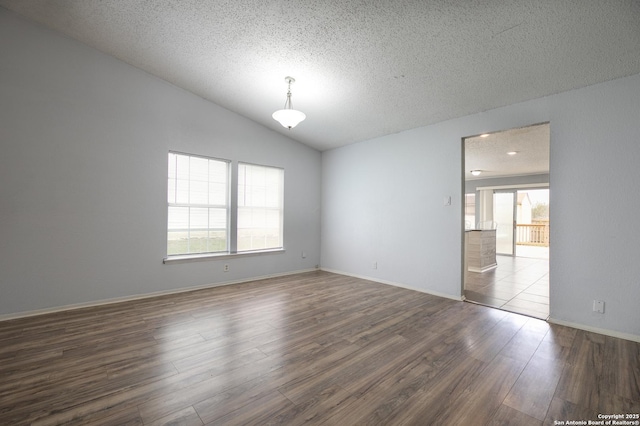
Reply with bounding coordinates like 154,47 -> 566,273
465,123 -> 550,181
1,1 -> 640,151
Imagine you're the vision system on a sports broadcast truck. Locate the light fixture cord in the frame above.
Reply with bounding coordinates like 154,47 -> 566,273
284,80 -> 293,110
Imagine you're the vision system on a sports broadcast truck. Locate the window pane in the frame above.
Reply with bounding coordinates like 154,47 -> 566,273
209,208 -> 227,229
188,230 -> 208,253
250,234 -> 266,250
168,154 -> 177,203
237,208 -> 250,228
168,153 -> 177,179
266,233 -> 281,248
167,152 -> 229,256
190,156 -> 208,180
190,207 -> 208,229
189,157 -> 208,204
190,180 -> 208,204
252,208 -> 266,228
238,184 -> 246,207
265,185 -> 280,208
237,163 -> 283,252
266,209 -> 280,228
207,230 -> 227,252
168,206 -> 188,230
167,178 -> 176,204
209,182 -> 227,205
167,231 -> 188,255
176,155 -> 190,203
209,160 -> 227,183
252,185 -> 266,207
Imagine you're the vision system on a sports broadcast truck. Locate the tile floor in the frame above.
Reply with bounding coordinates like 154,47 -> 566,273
464,253 -> 549,319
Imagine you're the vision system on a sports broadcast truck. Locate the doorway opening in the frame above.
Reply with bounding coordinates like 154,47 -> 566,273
462,123 -> 550,319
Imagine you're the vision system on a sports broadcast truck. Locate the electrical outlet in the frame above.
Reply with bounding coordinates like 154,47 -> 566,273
301,251 -> 306,258
593,300 -> 605,314
373,261 -> 378,270
224,264 -> 229,272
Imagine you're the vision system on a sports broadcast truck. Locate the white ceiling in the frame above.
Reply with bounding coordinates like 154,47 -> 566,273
465,123 -> 550,181
2,1 -> 640,152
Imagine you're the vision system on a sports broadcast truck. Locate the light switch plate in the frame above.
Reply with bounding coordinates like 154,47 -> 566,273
593,300 -> 605,314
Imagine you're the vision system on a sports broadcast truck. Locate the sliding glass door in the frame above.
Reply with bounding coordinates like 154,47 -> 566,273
494,191 -> 516,255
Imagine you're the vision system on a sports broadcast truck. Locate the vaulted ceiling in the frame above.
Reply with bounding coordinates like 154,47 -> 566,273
2,1 -> 640,151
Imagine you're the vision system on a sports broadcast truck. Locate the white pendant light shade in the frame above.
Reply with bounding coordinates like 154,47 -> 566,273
273,76 -> 305,129
272,108 -> 306,129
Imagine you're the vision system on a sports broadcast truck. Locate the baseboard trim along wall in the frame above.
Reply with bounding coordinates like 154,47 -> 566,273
320,268 -> 464,302
6,267 -> 637,344
0,268 -> 318,322
547,318 -> 640,343
320,269 -> 640,343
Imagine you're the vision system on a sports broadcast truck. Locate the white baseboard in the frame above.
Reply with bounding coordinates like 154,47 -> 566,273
6,268 -> 636,344
548,317 -> 640,343
320,268 -> 464,302
0,268 -> 318,322
321,269 -> 640,343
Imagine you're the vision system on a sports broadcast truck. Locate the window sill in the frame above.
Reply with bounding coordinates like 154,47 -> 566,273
163,248 -> 285,264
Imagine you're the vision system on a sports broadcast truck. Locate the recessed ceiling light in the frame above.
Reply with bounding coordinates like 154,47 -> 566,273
507,151 -> 518,155
470,170 -> 482,176
479,134 -> 489,138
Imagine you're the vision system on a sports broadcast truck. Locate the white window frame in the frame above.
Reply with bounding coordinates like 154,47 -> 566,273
164,154 -> 285,263
166,152 -> 230,258
237,162 -> 284,253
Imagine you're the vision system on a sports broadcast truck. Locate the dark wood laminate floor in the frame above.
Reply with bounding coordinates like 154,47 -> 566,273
1,271 -> 638,425
465,255 -> 550,319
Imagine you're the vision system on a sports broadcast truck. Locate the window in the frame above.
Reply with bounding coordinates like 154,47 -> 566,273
167,152 -> 229,256
465,193 -> 476,229
166,153 -> 285,260
237,163 -> 284,252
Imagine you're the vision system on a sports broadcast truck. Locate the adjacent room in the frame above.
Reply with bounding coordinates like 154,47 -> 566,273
463,123 -> 551,320
1,2 -> 639,425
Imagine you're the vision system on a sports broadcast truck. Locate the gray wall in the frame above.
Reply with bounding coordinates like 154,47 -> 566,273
322,73 -> 640,340
0,9 -> 322,316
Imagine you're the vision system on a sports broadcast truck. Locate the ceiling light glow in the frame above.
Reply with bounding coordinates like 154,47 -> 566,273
470,170 -> 482,176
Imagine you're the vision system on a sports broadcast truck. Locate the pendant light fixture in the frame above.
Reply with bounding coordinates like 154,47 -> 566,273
272,76 -> 306,129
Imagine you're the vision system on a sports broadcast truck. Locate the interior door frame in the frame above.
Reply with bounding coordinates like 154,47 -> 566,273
460,122 -> 551,309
